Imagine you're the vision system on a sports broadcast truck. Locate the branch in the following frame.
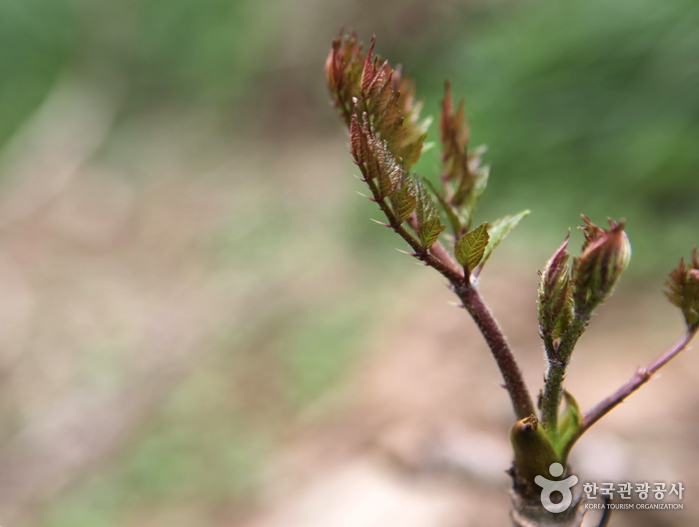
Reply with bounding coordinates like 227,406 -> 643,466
404,202 -> 534,419
405,214 -> 464,280
540,315 -> 587,433
580,327 -> 698,435
455,282 -> 536,419
330,33 -> 534,422
366,179 -> 464,284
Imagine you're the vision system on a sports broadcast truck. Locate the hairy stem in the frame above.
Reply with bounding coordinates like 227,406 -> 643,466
557,327 -> 698,461
541,364 -> 565,435
456,282 -> 536,419
581,328 -> 697,433
510,483 -> 586,527
406,214 -> 464,280
540,316 -> 587,434
366,178 -> 534,419
365,180 -> 464,283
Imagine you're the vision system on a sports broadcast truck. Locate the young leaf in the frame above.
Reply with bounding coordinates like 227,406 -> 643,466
374,138 -> 402,198
665,250 -> 699,330
390,174 -> 417,224
414,178 -> 446,249
457,162 -> 490,229
439,81 -> 470,187
325,32 -> 364,126
479,210 -> 530,268
425,179 -> 464,236
328,34 -> 429,173
349,112 -> 370,171
401,131 -> 427,172
350,113 -> 406,201
419,217 -> 447,250
551,391 -> 582,462
455,222 -> 489,272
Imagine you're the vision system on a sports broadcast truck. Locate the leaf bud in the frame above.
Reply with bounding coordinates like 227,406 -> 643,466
665,249 -> 699,330
572,217 -> 631,315
538,235 -> 573,348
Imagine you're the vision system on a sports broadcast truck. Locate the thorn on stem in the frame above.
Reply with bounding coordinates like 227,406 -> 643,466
356,191 -> 376,202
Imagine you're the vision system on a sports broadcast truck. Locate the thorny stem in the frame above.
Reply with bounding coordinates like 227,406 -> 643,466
581,328 -> 698,433
456,282 -> 536,419
366,178 -> 535,419
366,178 -> 464,283
405,214 -> 463,279
558,327 -> 698,461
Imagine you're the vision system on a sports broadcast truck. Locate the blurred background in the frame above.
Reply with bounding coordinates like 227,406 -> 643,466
1,0 -> 698,525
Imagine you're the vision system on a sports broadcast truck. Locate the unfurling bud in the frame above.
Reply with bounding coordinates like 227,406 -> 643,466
538,235 -> 574,351
572,217 -> 631,316
325,32 -> 364,126
665,249 -> 699,330
326,33 -> 428,172
510,415 -> 559,488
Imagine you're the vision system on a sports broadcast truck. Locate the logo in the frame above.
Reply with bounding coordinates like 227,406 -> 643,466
535,462 -> 579,513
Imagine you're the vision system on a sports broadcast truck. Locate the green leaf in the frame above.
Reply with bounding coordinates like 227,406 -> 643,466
459,163 -> 490,230
414,177 -> 431,221
550,391 -> 582,461
419,217 -> 446,249
400,132 -> 427,171
455,223 -> 489,272
374,139 -> 402,198
390,176 -> 416,224
425,179 -> 464,236
421,140 -> 436,154
414,178 -> 446,249
480,210 -> 530,268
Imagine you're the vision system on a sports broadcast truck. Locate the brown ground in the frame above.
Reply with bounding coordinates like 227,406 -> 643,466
235,264 -> 697,527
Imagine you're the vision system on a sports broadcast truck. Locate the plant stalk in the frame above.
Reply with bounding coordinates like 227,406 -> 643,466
510,485 -> 586,527
387,201 -> 535,420
456,282 -> 536,419
540,316 -> 587,434
557,327 -> 698,462
581,328 -> 697,433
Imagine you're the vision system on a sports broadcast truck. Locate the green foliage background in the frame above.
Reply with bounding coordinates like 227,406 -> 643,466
4,0 -> 698,268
